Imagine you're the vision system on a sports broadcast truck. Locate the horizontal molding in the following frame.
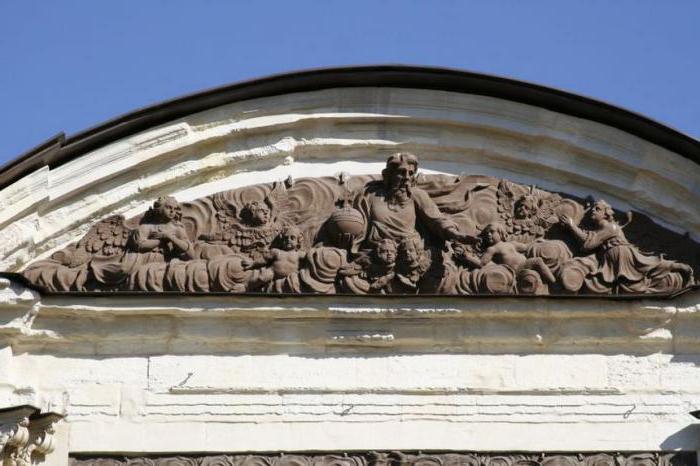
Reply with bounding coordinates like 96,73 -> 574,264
0,282 -> 695,355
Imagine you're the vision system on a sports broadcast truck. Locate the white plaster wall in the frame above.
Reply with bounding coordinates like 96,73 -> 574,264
1,287 -> 700,453
0,86 -> 699,456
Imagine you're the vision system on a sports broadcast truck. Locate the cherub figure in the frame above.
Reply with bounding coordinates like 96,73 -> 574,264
243,225 -> 307,281
510,192 -> 550,241
368,239 -> 398,292
337,238 -> 398,294
199,197 -> 281,259
240,200 -> 272,227
85,196 -> 194,292
394,235 -> 432,292
514,194 -> 538,220
130,196 -> 193,260
456,223 -> 556,284
230,200 -> 278,253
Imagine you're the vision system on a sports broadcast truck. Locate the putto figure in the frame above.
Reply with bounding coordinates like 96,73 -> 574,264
201,198 -> 280,255
340,238 -> 398,294
21,153 -> 698,296
477,223 -> 555,284
129,196 -> 193,260
394,235 -> 432,293
90,196 -> 195,292
243,226 -> 307,287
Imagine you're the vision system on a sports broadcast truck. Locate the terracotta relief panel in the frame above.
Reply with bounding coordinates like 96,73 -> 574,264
21,153 -> 698,296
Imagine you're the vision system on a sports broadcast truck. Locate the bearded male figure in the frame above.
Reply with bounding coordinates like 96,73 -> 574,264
352,152 -> 474,252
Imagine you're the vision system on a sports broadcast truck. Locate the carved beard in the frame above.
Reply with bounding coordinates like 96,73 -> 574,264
386,184 -> 412,210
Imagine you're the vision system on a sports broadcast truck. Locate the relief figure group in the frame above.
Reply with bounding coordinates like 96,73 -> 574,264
23,153 -> 696,296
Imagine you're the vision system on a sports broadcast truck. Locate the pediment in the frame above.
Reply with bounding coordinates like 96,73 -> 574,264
4,68 -> 700,457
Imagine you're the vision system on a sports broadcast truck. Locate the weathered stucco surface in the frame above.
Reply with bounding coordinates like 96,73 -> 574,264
0,86 -> 699,460
3,286 -> 700,454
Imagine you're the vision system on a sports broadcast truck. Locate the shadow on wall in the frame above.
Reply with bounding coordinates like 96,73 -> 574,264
661,422 -> 700,450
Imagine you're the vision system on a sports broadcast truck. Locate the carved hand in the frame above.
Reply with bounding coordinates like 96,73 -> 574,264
370,273 -> 394,290
450,230 -> 477,244
338,262 -> 363,277
559,215 -> 575,229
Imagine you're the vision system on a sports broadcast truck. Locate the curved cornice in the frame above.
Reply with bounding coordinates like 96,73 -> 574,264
2,65 -> 699,189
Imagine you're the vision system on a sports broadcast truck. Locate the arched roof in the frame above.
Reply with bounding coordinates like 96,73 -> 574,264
2,65 -> 699,189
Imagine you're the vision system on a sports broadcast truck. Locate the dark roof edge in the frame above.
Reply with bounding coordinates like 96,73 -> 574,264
2,65 -> 699,189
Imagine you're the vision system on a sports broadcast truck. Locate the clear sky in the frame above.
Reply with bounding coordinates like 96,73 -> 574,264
1,1 -> 698,164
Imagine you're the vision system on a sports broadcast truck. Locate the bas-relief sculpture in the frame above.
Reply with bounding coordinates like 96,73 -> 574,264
70,452 -> 696,466
22,153 -> 697,296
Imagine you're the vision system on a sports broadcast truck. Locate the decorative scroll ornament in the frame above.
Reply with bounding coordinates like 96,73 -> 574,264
70,452 -> 696,466
23,153 -> 697,296
0,412 -> 31,460
0,408 -> 62,466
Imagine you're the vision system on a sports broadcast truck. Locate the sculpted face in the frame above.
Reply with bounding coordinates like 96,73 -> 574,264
243,202 -> 271,226
281,227 -> 302,250
158,198 -> 179,222
589,201 -> 610,224
515,195 -> 537,219
376,241 -> 397,265
387,164 -> 415,191
399,238 -> 422,268
383,153 -> 418,193
483,225 -> 497,245
483,224 -> 506,245
253,205 -> 271,225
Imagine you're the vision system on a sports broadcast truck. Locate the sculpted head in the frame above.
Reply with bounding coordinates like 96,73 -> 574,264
515,194 -> 538,219
482,223 -> 509,245
589,200 -> 615,225
382,152 -> 418,192
398,235 -> 429,272
152,196 -> 182,223
374,238 -> 397,266
278,225 -> 303,251
241,201 -> 271,226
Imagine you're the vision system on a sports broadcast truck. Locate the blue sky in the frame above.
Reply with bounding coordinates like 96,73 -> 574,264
1,1 -> 698,164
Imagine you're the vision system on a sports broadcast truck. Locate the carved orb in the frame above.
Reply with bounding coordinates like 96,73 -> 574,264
553,199 -> 584,225
327,205 -> 365,245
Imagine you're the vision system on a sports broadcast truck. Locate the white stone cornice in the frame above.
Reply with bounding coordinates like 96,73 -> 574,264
0,278 -> 694,356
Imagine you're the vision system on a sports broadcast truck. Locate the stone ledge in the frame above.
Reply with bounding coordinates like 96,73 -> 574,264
0,280 -> 698,355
